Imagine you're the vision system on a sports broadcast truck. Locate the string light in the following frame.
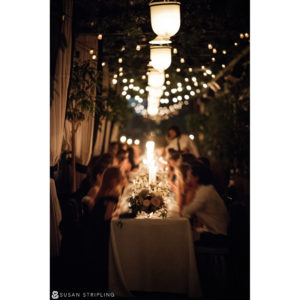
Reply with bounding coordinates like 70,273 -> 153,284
136,45 -> 141,51
186,85 -> 192,90
206,69 -> 212,75
211,57 -> 215,62
126,95 -> 131,100
196,89 -> 201,94
245,32 -> 249,38
201,66 -> 205,70
112,79 -> 118,85
166,80 -> 171,85
177,82 -> 182,87
212,48 -> 217,54
190,91 -> 195,96
89,49 -> 94,55
177,87 -> 183,92
203,72 -> 207,77
119,72 -> 123,77
222,64 -> 226,68
122,91 -> 127,96
177,95 -> 182,101
212,74 -> 215,78
240,33 -> 244,39
123,86 -> 128,91
101,62 -> 106,66
234,42 -> 238,46
118,58 -> 123,63
142,75 -> 146,80
203,83 -> 207,88
121,46 -> 125,51
165,91 -> 170,96
222,50 -> 227,54
193,82 -> 198,86
166,73 -> 169,78
127,138 -> 133,145
180,58 -> 185,63
171,88 -> 177,93
129,84 -> 134,89
192,77 -> 197,82
162,85 -> 166,90
173,48 -> 178,54
119,67 -> 123,72
134,139 -> 140,145
98,34 -> 103,40
139,89 -> 145,94
176,68 -> 181,72
123,78 -> 128,83
184,77 -> 189,82
208,44 -> 213,49
184,95 -> 190,100
188,68 -> 193,72
113,74 -> 118,79
130,79 -> 134,83
189,134 -> 194,140
120,136 -> 126,143
172,97 -> 178,103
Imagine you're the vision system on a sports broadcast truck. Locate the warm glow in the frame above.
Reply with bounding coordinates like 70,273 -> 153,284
120,136 -> 126,143
149,86 -> 163,98
186,85 -> 191,90
149,1 -> 181,39
136,45 -> 141,51
240,33 -> 244,39
150,45 -> 172,71
180,58 -> 185,63
206,69 -> 212,75
127,138 -> 133,145
176,68 -> 181,72
148,69 -> 165,88
123,78 -> 128,83
208,44 -> 213,49
211,57 -> 215,62
188,68 -> 193,72
112,79 -> 117,85
222,64 -> 226,68
92,55 -> 97,60
118,58 -> 123,63
212,48 -> 217,54
222,50 -> 227,54
126,95 -> 131,100
134,139 -> 140,145
189,134 -> 194,140
89,49 -> 94,55
245,32 -> 249,38
98,34 -> 103,40
203,83 -> 207,88
173,48 -> 178,54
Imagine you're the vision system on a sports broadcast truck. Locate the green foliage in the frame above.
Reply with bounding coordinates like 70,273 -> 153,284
186,74 -> 249,175
66,61 -> 97,123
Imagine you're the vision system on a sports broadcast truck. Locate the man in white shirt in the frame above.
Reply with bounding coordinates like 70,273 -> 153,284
181,163 -> 229,241
166,126 -> 199,158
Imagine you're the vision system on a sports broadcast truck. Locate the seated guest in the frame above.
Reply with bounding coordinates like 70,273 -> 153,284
82,153 -> 114,211
181,153 -> 198,165
181,162 -> 229,245
167,150 -> 181,183
127,147 -> 139,172
84,167 -> 125,290
108,142 -> 119,156
116,149 -> 132,184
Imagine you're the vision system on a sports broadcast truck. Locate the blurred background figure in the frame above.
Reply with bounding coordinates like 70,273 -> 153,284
166,125 -> 199,157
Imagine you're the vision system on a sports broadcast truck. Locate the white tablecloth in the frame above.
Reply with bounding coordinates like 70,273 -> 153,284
108,217 -> 202,298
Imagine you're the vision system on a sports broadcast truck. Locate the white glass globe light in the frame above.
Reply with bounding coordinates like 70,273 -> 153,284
150,45 -> 172,71
149,1 -> 181,39
148,69 -> 165,88
148,86 -> 163,98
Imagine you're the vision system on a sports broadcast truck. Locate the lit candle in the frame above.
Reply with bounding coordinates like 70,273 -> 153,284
146,141 -> 156,186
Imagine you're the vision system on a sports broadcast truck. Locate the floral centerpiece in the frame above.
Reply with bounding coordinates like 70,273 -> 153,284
128,189 -> 168,218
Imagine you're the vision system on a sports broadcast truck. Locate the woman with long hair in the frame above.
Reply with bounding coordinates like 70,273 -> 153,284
84,167 -> 124,290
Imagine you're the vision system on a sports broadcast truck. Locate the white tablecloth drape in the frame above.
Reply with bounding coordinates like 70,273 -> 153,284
109,218 -> 202,298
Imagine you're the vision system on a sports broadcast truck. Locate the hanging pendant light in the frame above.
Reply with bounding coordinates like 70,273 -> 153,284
148,69 -> 165,88
149,1 -> 181,44
150,45 -> 172,71
148,86 -> 164,98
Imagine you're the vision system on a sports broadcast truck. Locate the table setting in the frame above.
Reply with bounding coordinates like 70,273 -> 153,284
108,141 -> 202,298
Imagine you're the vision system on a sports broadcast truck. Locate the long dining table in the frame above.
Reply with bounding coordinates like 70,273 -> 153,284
108,180 -> 202,298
